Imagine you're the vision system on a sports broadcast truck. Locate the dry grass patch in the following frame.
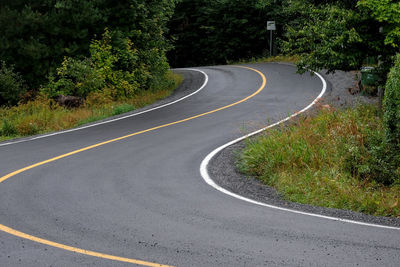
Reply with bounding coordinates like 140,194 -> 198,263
0,72 -> 182,141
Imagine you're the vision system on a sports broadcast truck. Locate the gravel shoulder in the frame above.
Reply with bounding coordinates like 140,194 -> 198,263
209,67 -> 400,228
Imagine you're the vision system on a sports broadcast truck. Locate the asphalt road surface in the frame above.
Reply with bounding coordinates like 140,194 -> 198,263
0,63 -> 399,266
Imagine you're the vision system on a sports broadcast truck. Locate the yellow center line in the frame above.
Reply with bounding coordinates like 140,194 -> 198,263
0,66 -> 266,266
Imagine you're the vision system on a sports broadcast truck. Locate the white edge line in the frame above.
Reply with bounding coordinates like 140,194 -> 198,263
0,69 -> 208,147
200,70 -> 400,231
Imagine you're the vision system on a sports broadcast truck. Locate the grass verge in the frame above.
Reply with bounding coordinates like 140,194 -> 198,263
237,105 -> 400,217
0,72 -> 183,142
230,55 -> 300,65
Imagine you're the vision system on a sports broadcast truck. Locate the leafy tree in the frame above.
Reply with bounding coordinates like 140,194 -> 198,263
281,0 -> 387,73
99,0 -> 175,89
358,0 -> 400,48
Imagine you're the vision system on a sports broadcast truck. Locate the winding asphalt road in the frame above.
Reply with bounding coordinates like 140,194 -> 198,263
0,63 -> 399,266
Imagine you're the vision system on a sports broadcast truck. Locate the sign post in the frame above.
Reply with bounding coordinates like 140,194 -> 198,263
267,21 -> 276,57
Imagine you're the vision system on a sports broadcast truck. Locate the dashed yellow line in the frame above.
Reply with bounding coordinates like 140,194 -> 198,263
0,66 -> 266,266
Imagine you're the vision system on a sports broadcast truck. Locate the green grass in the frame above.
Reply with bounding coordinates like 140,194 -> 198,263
112,103 -> 136,116
238,105 -> 400,217
0,72 -> 183,141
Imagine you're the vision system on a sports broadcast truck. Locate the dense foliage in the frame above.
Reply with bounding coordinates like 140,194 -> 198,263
282,1 -> 376,73
358,0 -> 400,48
0,62 -> 27,106
384,54 -> 400,145
0,0 -> 175,99
281,0 -> 398,79
42,30 -> 148,100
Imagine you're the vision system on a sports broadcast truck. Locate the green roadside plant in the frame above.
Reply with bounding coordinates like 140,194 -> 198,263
42,57 -> 105,99
89,29 -> 139,99
0,61 -> 27,106
358,0 -> 400,48
42,29 -> 145,100
383,54 -> 400,145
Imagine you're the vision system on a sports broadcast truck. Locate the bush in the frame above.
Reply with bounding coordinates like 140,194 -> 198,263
42,29 -> 147,101
42,57 -> 105,99
345,123 -> 400,185
383,54 -> 400,145
0,61 -> 27,106
341,56 -> 400,185
89,29 -> 140,99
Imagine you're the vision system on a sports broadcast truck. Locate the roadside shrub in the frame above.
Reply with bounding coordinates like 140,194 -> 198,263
90,29 -> 140,99
42,29 -> 146,101
42,57 -> 105,99
383,54 -> 400,145
345,124 -> 400,185
0,61 -> 27,106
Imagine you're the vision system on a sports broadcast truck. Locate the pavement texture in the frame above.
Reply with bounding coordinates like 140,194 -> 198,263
0,63 -> 399,266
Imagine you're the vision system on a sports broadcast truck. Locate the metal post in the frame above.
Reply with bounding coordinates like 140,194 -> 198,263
267,21 -> 276,57
270,30 -> 273,57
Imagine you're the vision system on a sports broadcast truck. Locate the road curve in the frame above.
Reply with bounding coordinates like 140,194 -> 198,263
0,63 -> 399,266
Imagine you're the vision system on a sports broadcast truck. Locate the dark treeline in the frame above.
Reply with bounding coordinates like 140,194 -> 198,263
167,0 -> 277,67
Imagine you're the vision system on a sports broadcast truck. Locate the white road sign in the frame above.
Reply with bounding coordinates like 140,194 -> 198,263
267,21 -> 276,31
